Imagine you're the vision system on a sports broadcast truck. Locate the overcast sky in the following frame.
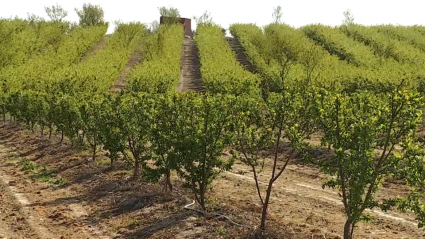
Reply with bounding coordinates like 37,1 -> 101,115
1,0 -> 425,33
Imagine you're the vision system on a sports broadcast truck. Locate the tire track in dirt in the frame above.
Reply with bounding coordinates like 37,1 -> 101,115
0,172 -> 54,239
225,165 -> 419,228
0,144 -> 110,239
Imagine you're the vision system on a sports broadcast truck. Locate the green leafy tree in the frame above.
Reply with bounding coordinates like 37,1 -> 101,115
194,11 -> 214,26
121,93 -> 153,177
159,6 -> 181,25
79,96 -> 103,160
75,3 -> 106,27
175,93 -> 235,211
343,9 -> 355,25
272,6 -> 283,24
114,21 -> 145,48
45,4 -> 68,22
98,93 -> 127,168
233,23 -> 321,234
148,20 -> 159,33
314,84 -> 423,239
144,93 -> 180,191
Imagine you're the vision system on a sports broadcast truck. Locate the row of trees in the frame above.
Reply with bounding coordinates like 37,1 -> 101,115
3,7 -> 425,239
28,3 -> 105,27
7,75 -> 425,239
230,22 -> 425,239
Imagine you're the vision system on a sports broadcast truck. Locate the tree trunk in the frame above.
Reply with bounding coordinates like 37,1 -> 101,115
110,158 -> 114,169
92,144 -> 96,161
344,219 -> 354,239
166,170 -> 172,191
133,156 -> 139,177
260,181 -> 273,232
199,186 -> 206,211
60,130 -> 64,142
41,125 -> 44,136
49,126 -> 52,139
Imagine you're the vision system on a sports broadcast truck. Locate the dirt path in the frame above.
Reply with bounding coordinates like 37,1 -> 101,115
176,38 -> 204,92
212,156 -> 425,238
0,175 -> 38,239
81,36 -> 109,62
0,135 -> 110,239
110,49 -> 143,92
226,37 -> 257,74
1,122 -> 424,238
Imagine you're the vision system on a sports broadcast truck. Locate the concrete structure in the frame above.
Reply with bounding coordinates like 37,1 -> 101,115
160,16 -> 192,38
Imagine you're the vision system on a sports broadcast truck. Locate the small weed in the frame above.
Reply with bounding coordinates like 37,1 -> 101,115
74,150 -> 91,157
51,178 -> 66,186
30,167 -> 56,182
30,167 -> 64,185
207,196 -> 221,211
7,151 -> 19,158
96,158 -> 111,167
126,219 -> 141,229
20,159 -> 37,171
237,170 -> 246,175
6,157 -> 21,164
215,226 -> 227,235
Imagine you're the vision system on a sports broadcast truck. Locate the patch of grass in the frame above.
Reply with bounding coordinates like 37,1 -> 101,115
73,150 -> 91,158
215,226 -> 227,235
7,151 -> 19,158
96,158 -> 111,167
126,219 -> 141,229
51,178 -> 66,186
237,170 -> 246,175
30,167 -> 56,182
24,164 -> 65,186
6,157 -> 21,164
20,159 -> 37,171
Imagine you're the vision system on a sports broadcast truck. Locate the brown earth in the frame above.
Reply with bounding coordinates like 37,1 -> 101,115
109,48 -> 143,92
80,36 -> 109,62
176,38 -> 205,92
0,122 -> 424,238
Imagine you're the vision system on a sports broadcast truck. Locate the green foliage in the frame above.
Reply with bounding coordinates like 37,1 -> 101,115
314,84 -> 423,237
127,24 -> 183,93
159,6 -> 181,25
272,6 -> 283,24
174,93 -> 236,211
144,93 -> 181,190
120,93 -> 154,177
302,24 -> 379,67
45,4 -> 68,22
342,9 -> 355,25
20,159 -> 37,171
194,11 -> 214,26
75,3 -> 106,27
196,24 -> 260,95
97,94 -> 127,168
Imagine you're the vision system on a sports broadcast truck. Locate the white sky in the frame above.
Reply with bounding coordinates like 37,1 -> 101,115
1,0 -> 425,33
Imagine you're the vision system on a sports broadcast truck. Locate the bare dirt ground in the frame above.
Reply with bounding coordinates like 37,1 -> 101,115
0,175 -> 38,239
81,36 -> 109,62
176,38 -> 205,93
0,122 -> 424,238
110,48 -> 143,92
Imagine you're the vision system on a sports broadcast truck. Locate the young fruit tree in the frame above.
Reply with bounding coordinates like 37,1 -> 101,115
174,93 -> 236,211
233,23 -> 320,234
45,4 -> 68,22
143,93 -> 180,191
75,3 -> 106,27
120,93 -> 153,177
98,93 -> 127,168
313,83 -> 423,239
